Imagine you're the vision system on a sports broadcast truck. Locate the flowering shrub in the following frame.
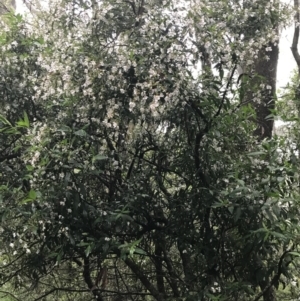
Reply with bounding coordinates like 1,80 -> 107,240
0,1 -> 299,301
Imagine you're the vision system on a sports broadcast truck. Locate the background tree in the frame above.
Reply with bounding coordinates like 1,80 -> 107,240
0,1 -> 299,301
0,0 -> 15,14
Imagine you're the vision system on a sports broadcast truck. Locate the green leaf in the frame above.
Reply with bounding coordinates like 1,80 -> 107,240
270,231 -> 286,239
288,251 -> 300,257
26,165 -> 34,171
277,177 -> 284,183
0,115 -> 12,126
58,125 -> 71,133
212,201 -> 228,208
20,198 -> 33,204
243,285 -> 255,294
69,234 -> 75,245
85,245 -> 92,257
261,177 -> 270,184
133,247 -> 146,255
77,241 -> 90,247
20,189 -> 37,204
16,112 -> 30,127
16,120 -> 27,127
247,151 -> 265,156
236,179 -> 245,186
234,207 -> 242,222
48,252 -> 58,258
23,112 -> 30,127
74,129 -> 87,137
92,154 -> 108,163
73,168 -> 81,174
29,189 -> 37,200
57,250 -> 63,263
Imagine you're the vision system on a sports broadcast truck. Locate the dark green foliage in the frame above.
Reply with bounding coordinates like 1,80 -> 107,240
0,1 -> 298,301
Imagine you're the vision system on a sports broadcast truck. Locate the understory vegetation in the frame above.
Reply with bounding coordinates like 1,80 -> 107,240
1,0 -> 300,300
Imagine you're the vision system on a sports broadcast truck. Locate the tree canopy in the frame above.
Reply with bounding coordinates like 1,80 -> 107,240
0,1 -> 300,301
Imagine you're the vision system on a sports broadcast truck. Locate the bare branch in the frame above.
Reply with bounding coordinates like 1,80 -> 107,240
124,257 -> 164,301
0,290 -> 21,301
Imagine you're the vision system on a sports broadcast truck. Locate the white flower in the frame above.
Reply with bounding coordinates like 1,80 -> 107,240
129,101 -> 136,111
9,243 -> 14,248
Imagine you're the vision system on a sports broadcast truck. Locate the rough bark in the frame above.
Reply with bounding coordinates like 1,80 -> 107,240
254,41 -> 279,301
291,0 -> 300,178
242,6 -> 280,301
249,40 -> 279,140
292,0 -> 300,76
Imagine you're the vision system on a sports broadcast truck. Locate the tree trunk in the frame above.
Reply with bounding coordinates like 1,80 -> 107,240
254,40 -> 279,301
251,40 -> 279,140
247,13 -> 279,301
